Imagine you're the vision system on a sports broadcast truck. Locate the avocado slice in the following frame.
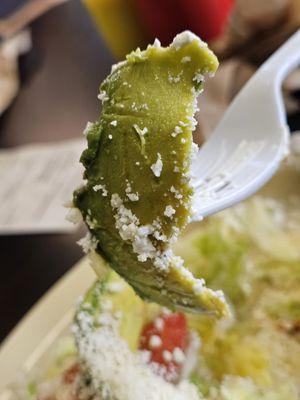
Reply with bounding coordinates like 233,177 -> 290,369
73,31 -> 229,317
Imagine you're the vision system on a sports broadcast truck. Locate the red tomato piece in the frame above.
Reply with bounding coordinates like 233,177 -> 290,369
139,312 -> 188,380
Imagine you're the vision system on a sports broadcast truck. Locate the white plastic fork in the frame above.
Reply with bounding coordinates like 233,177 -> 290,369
191,29 -> 300,220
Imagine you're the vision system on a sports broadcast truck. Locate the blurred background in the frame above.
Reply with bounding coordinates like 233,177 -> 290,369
0,0 -> 300,342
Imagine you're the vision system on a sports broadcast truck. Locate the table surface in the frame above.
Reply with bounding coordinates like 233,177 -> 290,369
0,1 -> 114,342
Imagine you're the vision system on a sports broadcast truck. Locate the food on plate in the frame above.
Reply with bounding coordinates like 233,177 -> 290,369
72,31 -> 228,316
7,31 -> 300,400
12,159 -> 300,399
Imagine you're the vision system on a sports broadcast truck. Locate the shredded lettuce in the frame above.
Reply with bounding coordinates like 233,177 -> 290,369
178,196 -> 300,398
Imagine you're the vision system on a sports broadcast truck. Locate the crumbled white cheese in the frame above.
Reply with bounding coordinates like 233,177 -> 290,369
127,193 -> 139,201
171,226 -> 180,238
151,153 -> 163,177
153,230 -> 167,242
162,307 -> 172,315
125,181 -> 132,193
191,142 -> 199,161
108,281 -> 124,293
164,205 -> 176,218
125,180 -> 139,201
162,350 -> 173,362
110,120 -> 117,126
77,232 -> 98,254
132,101 -> 148,111
181,56 -> 191,63
83,121 -> 93,136
98,313 -> 117,327
168,71 -> 183,83
74,307 -> 199,400
93,184 -> 108,196
86,213 -> 97,229
170,186 -> 183,200
110,60 -> 127,73
98,90 -> 109,102
111,193 -> 123,208
171,30 -> 207,51
149,335 -> 162,349
193,73 -> 205,84
139,350 -> 151,364
65,206 -> 83,224
181,138 -> 186,144
153,38 -> 161,48
154,317 -> 165,331
171,126 -> 183,137
173,348 -> 186,364
110,195 -> 180,271
108,134 -> 113,140
111,194 -> 157,262
187,115 -> 197,131
148,361 -> 178,382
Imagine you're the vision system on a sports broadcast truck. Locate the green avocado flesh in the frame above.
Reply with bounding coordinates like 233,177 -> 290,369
73,32 -> 229,317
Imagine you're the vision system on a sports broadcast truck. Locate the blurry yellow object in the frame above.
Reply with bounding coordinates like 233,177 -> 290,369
83,0 -> 148,59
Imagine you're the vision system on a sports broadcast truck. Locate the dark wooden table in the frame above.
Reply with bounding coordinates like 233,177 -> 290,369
0,0 -> 114,342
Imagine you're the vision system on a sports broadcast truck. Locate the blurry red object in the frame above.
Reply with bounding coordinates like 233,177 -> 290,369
136,0 -> 234,44
139,312 -> 188,381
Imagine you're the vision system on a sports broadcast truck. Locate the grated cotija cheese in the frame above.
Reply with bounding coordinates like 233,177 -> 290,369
83,121 -> 93,136
65,206 -> 83,224
74,307 -> 200,400
164,205 -> 176,218
93,184 -> 108,196
150,153 -> 163,177
171,31 -> 207,51
77,232 -> 98,254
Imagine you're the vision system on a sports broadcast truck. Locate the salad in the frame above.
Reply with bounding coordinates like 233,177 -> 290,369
11,137 -> 300,399
8,32 -> 300,400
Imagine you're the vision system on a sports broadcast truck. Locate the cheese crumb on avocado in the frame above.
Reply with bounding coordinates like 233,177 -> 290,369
73,31 -> 229,317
